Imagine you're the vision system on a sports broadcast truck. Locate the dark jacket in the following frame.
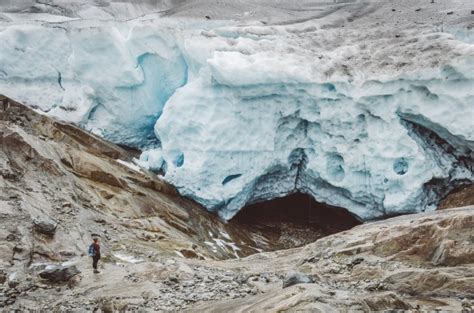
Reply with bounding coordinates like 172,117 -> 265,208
92,243 -> 101,259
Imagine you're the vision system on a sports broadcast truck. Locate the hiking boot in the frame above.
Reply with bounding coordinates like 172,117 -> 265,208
94,270 -> 100,274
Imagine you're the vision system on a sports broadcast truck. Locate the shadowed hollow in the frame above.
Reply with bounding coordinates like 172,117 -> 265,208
231,193 -> 362,250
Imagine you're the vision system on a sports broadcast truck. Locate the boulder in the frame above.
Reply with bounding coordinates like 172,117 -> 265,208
39,265 -> 80,283
33,218 -> 57,237
282,272 -> 314,288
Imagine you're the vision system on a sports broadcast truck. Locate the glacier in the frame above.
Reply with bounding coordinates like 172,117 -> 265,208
0,1 -> 473,220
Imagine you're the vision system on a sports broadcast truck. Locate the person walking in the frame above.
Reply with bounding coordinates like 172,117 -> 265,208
88,237 -> 101,273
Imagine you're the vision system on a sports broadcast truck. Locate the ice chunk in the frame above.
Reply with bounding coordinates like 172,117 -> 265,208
113,253 -> 144,264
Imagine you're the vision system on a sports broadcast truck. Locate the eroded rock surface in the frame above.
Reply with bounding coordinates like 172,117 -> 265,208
192,207 -> 474,312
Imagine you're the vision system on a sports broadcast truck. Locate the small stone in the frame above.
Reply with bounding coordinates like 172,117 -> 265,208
94,218 -> 106,225
7,272 -> 21,289
0,270 -> 6,284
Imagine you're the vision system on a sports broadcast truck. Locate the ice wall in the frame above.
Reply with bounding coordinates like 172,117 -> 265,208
0,20 -> 189,147
0,17 -> 473,220
152,70 -> 474,220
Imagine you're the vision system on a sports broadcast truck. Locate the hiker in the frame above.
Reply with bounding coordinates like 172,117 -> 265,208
88,237 -> 101,273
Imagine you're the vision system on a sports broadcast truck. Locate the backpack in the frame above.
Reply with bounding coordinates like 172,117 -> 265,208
88,244 -> 96,257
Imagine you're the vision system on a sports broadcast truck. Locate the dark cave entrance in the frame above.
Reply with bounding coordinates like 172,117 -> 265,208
231,192 -> 362,251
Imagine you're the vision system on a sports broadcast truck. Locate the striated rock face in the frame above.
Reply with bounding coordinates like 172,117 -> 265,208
1,1 -> 473,221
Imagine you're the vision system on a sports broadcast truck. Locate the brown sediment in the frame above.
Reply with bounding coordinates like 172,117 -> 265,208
437,184 -> 474,210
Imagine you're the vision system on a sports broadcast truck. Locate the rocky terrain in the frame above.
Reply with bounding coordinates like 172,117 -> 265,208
1,95 -> 473,311
194,206 -> 474,312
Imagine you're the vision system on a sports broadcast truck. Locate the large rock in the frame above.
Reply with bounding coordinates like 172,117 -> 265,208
282,272 -> 314,288
33,218 -> 57,237
39,265 -> 80,283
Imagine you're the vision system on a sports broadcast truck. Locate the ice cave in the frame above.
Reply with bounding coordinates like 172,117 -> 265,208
232,192 -> 361,249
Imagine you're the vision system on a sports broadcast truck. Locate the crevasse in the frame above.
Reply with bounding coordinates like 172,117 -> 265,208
0,18 -> 473,220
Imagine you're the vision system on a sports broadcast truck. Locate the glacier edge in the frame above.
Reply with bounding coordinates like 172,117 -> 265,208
0,14 -> 473,220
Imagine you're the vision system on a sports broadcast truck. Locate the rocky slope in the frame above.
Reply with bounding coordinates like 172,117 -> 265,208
2,93 -> 306,303
1,96 -> 473,311
193,206 -> 473,312
1,95 -> 267,264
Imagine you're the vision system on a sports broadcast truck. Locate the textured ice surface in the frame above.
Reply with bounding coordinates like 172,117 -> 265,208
1,1 -> 473,220
0,19 -> 191,147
